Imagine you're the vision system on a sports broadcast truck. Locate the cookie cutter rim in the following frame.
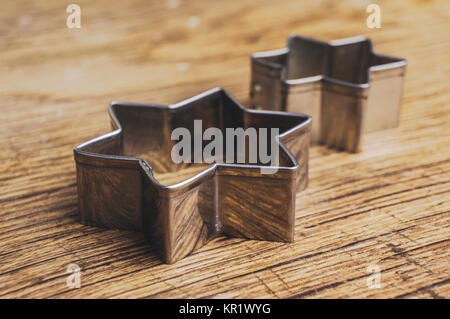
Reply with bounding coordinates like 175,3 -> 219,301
250,34 -> 407,152
74,87 -> 311,263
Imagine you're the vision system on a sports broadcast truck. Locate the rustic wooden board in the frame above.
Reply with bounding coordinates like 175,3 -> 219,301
0,0 -> 449,298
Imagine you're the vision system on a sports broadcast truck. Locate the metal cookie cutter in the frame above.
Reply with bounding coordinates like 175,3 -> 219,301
74,88 -> 311,264
250,35 -> 407,152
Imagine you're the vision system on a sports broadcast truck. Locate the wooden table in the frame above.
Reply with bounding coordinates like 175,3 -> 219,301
1,0 -> 449,298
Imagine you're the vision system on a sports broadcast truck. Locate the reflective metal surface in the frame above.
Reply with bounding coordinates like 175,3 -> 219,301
250,35 -> 407,152
74,88 -> 311,263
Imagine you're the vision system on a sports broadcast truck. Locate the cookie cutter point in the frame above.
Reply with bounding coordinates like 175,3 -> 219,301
74,87 -> 311,263
250,34 -> 407,152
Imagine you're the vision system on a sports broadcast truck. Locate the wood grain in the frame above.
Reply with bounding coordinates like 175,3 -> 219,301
0,0 -> 449,298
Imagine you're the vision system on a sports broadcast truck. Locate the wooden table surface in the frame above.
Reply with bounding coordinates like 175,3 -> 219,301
1,0 -> 449,298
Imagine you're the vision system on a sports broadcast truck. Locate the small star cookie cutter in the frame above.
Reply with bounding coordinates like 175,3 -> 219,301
250,35 -> 407,152
74,88 -> 311,263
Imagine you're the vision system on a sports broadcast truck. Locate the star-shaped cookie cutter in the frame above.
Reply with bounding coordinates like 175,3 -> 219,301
250,35 -> 407,152
74,88 -> 311,263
